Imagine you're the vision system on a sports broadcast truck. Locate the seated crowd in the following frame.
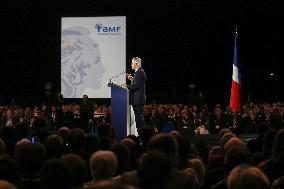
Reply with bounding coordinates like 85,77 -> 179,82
0,101 -> 283,189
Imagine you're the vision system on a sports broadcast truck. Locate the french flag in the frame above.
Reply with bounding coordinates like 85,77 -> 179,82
230,28 -> 241,112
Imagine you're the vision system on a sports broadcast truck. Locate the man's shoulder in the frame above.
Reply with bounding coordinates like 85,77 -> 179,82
120,170 -> 140,186
137,67 -> 145,72
137,67 -> 146,77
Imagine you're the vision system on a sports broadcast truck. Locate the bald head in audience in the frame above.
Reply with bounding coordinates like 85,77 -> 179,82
0,180 -> 17,189
227,164 -> 270,189
89,150 -> 117,181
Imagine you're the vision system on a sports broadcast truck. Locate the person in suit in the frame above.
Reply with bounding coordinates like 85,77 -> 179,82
80,95 -> 94,133
1,109 -> 18,127
126,57 -> 147,136
48,105 -> 62,131
60,105 -> 74,129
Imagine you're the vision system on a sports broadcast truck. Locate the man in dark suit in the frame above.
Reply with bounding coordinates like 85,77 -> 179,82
60,104 -> 74,129
1,109 -> 18,127
80,94 -> 94,133
126,57 -> 147,136
48,105 -> 62,131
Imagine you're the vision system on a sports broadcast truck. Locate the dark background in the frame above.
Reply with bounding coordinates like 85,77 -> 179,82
1,0 -> 283,107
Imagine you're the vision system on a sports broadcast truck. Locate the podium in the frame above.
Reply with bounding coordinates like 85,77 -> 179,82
108,82 -> 137,140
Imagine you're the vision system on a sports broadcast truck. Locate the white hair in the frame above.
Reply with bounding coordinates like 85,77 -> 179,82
132,57 -> 142,67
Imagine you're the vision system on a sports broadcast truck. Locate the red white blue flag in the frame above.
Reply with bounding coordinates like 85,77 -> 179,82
230,28 -> 241,112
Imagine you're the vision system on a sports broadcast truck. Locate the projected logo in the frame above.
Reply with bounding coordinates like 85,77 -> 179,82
61,26 -> 106,98
94,23 -> 122,35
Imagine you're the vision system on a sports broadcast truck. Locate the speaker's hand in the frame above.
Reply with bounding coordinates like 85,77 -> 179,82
127,74 -> 133,81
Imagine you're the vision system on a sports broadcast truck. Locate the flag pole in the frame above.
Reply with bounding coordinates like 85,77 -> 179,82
229,25 -> 241,112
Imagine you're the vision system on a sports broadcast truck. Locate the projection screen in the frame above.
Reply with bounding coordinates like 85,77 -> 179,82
61,16 -> 126,98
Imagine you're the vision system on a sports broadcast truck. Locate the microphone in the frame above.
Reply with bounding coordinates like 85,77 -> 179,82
110,70 -> 127,80
108,70 -> 127,86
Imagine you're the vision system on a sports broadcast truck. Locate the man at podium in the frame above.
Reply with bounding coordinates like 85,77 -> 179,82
126,57 -> 147,136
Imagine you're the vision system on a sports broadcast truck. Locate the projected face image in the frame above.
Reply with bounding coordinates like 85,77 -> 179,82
61,26 -> 106,98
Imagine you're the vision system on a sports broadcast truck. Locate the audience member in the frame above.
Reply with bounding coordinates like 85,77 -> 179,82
86,150 -> 117,186
62,153 -> 88,189
227,164 -> 270,189
0,180 -> 17,189
0,155 -> 21,187
40,158 -> 72,189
